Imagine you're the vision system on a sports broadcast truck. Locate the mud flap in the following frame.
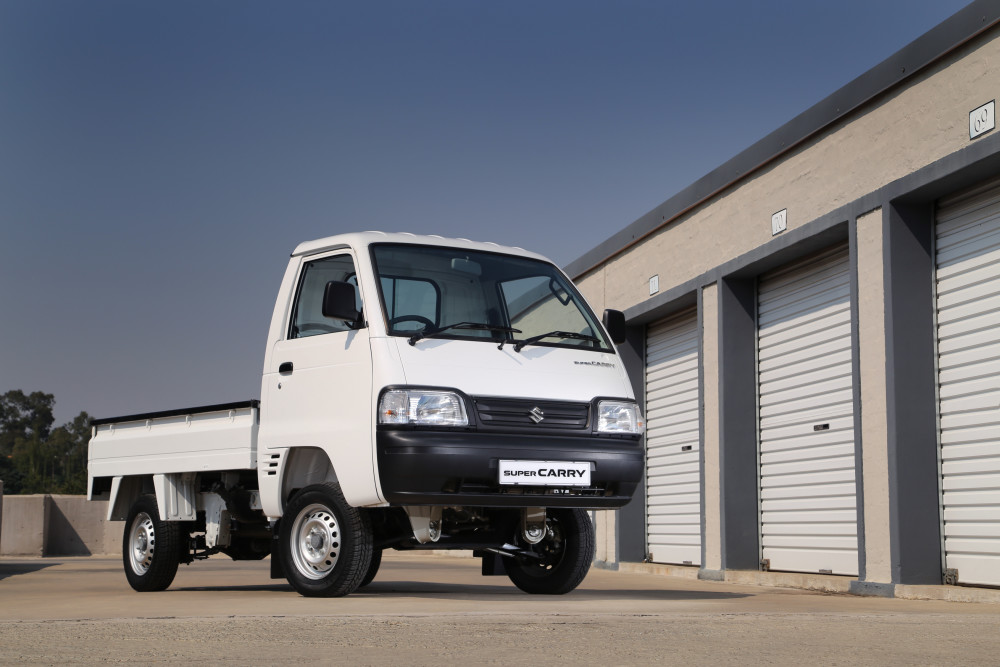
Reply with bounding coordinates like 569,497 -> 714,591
475,550 -> 508,576
270,524 -> 284,579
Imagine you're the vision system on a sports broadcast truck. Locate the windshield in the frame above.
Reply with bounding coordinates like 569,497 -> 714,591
370,244 -> 612,352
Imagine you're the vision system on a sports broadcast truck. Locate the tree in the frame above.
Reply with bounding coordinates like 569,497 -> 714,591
45,411 -> 91,494
0,390 -> 89,494
0,390 -> 55,457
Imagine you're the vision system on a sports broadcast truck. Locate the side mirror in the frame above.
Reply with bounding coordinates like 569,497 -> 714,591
322,281 -> 362,325
602,309 -> 627,345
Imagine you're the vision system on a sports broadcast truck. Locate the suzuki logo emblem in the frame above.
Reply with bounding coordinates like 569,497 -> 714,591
529,407 -> 545,423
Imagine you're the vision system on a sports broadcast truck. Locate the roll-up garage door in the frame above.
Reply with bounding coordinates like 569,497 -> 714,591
645,310 -> 701,565
935,181 -> 1000,588
757,247 -> 858,575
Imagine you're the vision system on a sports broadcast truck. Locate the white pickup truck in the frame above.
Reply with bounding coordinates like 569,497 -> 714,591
88,232 -> 644,597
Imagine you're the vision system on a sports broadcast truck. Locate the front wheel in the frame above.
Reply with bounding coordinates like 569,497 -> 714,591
122,494 -> 182,592
506,508 -> 595,595
279,483 -> 373,597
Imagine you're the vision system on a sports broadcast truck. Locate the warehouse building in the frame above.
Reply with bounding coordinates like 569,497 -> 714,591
570,0 -> 1000,594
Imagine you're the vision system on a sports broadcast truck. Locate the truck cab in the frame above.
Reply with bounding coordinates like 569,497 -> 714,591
89,232 -> 644,597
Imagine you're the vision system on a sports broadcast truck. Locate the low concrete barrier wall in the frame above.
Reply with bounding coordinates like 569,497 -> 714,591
0,494 -> 50,556
48,495 -> 122,556
0,494 -> 122,557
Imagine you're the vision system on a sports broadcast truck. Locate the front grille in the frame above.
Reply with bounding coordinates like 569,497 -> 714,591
473,398 -> 589,431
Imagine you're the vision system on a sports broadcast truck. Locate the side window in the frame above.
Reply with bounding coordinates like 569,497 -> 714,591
381,276 -> 439,332
290,254 -> 362,339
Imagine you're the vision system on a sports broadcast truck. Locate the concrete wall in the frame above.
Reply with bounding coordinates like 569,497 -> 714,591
574,29 -> 1000,312
700,283 -> 722,573
48,496 -> 122,556
572,9 -> 1000,587
0,495 -> 121,557
1,495 -> 50,556
856,208 -> 893,584
593,510 -> 616,566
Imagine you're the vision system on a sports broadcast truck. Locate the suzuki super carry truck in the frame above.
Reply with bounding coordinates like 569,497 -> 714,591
88,232 -> 645,597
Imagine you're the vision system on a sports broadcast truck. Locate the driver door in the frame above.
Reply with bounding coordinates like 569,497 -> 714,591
261,251 -> 374,504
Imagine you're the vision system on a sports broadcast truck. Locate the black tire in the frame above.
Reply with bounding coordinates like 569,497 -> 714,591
279,483 -> 373,597
505,508 -> 595,595
122,494 -> 182,592
359,548 -> 383,587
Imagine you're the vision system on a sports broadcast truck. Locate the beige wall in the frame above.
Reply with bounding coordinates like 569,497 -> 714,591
594,510 -> 616,565
700,283 -> 722,571
579,30 -> 1000,314
569,21 -> 1000,575
0,495 -> 121,557
575,266 -> 605,315
565,21 -> 1000,578
855,208 -> 893,583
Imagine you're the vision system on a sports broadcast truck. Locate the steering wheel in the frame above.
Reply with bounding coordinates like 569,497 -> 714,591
388,315 -> 435,329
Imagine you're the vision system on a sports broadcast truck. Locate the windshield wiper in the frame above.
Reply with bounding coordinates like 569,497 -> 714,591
512,330 -> 601,353
408,322 -> 521,346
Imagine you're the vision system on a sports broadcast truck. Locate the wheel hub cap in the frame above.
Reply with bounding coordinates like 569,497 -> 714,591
128,512 -> 156,576
307,529 -> 325,551
290,505 -> 341,580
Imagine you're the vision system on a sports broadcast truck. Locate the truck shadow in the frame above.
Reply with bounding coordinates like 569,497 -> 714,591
359,582 -> 752,600
174,580 -> 750,600
176,583 -> 297,593
0,561 -> 61,582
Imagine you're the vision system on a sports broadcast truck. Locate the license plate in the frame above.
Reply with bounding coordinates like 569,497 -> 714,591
499,460 -> 591,486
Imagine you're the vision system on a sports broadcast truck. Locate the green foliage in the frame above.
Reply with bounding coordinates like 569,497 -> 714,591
0,390 -> 90,494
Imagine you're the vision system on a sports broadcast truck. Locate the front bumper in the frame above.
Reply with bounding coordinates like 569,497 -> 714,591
376,429 -> 644,508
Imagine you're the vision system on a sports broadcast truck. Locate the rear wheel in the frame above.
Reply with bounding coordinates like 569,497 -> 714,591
359,548 -> 383,587
505,508 -> 595,595
122,495 -> 182,592
279,483 -> 373,597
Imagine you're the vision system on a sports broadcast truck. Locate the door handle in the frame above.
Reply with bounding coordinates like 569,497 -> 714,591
279,362 -> 293,374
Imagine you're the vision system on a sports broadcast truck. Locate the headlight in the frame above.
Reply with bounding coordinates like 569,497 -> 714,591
597,400 -> 645,434
379,389 -> 469,426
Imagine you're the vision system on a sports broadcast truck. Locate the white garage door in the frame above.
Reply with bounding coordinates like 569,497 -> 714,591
935,181 -> 1000,588
645,310 -> 701,565
757,246 -> 859,575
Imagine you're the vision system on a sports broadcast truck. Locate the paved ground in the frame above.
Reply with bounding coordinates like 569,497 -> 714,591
1,553 -> 999,665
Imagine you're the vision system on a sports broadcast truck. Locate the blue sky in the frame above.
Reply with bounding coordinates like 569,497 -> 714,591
0,1 -> 973,424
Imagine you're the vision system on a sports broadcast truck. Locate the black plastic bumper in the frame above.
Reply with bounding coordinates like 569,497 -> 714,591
376,429 -> 644,508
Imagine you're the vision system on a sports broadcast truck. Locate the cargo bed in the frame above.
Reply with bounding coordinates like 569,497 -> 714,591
89,401 -> 259,479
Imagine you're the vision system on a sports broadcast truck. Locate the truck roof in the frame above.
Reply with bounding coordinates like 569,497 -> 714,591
291,231 -> 551,263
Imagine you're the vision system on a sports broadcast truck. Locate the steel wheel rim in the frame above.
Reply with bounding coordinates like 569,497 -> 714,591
518,518 -> 565,577
128,512 -> 156,576
290,503 -> 341,580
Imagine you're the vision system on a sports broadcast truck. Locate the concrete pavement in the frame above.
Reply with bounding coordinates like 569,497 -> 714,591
1,552 -> 998,665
